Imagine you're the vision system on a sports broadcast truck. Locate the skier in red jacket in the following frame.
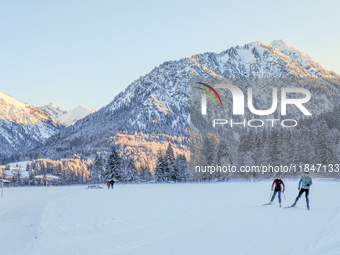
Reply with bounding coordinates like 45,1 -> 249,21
269,176 -> 285,207
107,180 -> 110,190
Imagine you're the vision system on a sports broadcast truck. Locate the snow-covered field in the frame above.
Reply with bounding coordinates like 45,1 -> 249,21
2,161 -> 30,178
7,161 -> 30,168
1,181 -> 340,255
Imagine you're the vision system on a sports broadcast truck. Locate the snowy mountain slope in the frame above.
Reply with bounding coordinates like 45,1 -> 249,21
38,103 -> 65,122
0,92 -> 64,162
22,40 -> 340,161
40,103 -> 97,126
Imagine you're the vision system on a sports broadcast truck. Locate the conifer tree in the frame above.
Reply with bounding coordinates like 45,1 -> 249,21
164,143 -> 176,181
126,158 -> 138,182
93,152 -> 105,183
155,150 -> 165,182
106,147 -> 122,181
176,154 -> 190,181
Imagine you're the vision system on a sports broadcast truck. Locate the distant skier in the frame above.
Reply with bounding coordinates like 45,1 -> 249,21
269,175 -> 285,207
291,172 -> 312,210
107,180 -> 110,190
110,179 -> 115,189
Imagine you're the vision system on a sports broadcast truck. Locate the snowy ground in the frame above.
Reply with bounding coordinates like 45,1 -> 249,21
0,181 -> 340,255
7,161 -> 30,169
3,161 -> 31,177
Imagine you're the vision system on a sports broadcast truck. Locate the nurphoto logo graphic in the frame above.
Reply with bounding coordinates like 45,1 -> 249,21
195,82 -> 223,107
198,82 -> 311,116
194,78 -> 312,128
190,78 -> 339,179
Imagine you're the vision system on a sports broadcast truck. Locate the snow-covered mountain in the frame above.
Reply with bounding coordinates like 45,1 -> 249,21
40,103 -> 96,126
0,92 -> 64,162
21,40 -> 340,161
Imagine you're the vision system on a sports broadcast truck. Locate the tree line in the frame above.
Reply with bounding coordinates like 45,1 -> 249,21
101,143 -> 190,183
4,142 -> 190,186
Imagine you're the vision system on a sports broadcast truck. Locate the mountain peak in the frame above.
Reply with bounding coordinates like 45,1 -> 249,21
77,104 -> 96,111
0,91 -> 28,111
270,39 -> 298,53
22,39 -> 340,162
270,39 -> 289,47
0,92 -> 64,162
0,92 -> 59,125
40,103 -> 96,126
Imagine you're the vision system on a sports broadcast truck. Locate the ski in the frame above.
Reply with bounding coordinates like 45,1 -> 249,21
262,203 -> 274,206
284,206 -> 298,209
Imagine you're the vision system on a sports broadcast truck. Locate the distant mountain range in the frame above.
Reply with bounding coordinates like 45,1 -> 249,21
12,39 -> 338,168
0,92 -> 63,162
39,103 -> 96,126
0,92 -> 96,162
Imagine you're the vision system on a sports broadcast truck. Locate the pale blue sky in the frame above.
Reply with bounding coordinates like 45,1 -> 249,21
0,0 -> 339,110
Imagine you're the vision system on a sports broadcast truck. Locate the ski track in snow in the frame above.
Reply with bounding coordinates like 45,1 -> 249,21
0,181 -> 339,255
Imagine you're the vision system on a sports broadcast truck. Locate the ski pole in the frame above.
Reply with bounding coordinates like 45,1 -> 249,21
282,192 -> 288,205
268,190 -> 273,203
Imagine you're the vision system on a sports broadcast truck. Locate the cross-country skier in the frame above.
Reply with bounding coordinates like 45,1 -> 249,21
107,180 -> 110,190
269,175 -> 285,207
291,172 -> 312,210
